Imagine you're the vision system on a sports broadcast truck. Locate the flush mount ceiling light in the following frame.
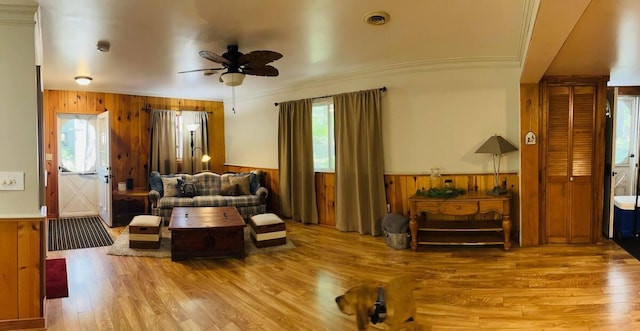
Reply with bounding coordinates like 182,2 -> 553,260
220,72 -> 245,86
364,11 -> 390,25
74,76 -> 92,85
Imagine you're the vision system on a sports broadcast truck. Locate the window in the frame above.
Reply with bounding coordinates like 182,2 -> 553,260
312,98 -> 335,171
175,113 -> 183,160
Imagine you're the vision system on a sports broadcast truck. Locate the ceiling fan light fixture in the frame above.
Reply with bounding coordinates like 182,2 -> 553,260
364,11 -> 390,25
74,76 -> 92,85
96,40 -> 110,52
220,72 -> 245,86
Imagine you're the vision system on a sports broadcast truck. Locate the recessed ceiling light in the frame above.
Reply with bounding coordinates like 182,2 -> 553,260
364,11 -> 390,25
74,76 -> 92,85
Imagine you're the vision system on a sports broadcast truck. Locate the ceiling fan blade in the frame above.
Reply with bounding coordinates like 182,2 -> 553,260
199,50 -> 232,66
178,67 -> 224,74
242,65 -> 279,77
239,50 -> 283,66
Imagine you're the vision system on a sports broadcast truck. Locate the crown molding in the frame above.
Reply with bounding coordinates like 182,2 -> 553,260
236,56 -> 521,103
0,3 -> 37,26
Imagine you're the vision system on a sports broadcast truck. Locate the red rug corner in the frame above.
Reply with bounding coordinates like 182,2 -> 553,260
46,258 -> 69,299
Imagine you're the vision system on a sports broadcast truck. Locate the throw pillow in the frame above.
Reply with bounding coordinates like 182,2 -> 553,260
149,173 -> 164,196
161,177 -> 180,197
177,178 -> 197,197
229,175 -> 251,195
220,183 -> 240,196
249,171 -> 261,194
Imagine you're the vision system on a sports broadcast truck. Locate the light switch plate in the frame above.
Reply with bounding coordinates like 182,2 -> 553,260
0,172 -> 25,190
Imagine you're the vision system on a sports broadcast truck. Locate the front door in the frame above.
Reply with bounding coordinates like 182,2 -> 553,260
97,111 -> 112,226
612,95 -> 639,196
57,114 -> 98,217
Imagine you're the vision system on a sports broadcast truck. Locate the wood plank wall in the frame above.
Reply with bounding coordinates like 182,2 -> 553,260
226,166 -> 520,242
520,84 -> 541,246
224,165 -> 281,217
43,90 -> 224,219
0,218 -> 45,330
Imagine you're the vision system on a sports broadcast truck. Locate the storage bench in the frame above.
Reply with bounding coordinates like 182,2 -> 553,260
129,215 -> 162,249
249,213 -> 286,248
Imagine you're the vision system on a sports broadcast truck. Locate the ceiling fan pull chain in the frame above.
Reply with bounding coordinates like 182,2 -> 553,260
232,86 -> 236,114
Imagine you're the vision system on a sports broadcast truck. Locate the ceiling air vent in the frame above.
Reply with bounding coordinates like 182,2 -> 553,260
364,11 -> 390,25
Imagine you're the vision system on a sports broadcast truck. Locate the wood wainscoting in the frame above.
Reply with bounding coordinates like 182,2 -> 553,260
225,165 -> 519,242
43,90 -> 225,219
0,218 -> 46,331
319,172 -> 520,233
225,166 -> 281,217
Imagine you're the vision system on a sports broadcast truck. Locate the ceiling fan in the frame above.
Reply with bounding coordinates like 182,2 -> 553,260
179,45 -> 283,86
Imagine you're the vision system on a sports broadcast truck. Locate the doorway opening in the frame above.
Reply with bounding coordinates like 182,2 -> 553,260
605,89 -> 640,239
57,114 -> 98,217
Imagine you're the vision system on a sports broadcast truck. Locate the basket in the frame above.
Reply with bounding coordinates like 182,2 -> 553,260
385,231 -> 410,249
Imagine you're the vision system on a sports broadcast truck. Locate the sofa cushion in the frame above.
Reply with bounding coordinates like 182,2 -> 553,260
158,197 -> 194,209
229,175 -> 251,195
224,195 -> 262,208
162,177 -> 180,197
192,195 -> 229,207
191,172 -> 222,196
178,179 -> 197,197
149,173 -> 165,196
220,183 -> 240,196
249,171 -> 261,194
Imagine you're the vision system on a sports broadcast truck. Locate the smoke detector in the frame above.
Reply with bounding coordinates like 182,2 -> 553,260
364,11 -> 390,25
96,40 -> 110,52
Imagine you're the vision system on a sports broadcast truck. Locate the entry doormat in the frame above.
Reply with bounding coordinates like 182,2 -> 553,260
48,216 -> 113,251
46,258 -> 69,299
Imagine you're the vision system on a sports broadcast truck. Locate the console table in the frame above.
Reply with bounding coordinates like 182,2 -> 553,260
112,188 -> 149,226
408,192 -> 512,251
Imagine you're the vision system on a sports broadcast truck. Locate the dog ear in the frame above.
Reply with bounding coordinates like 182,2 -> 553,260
356,301 -> 371,330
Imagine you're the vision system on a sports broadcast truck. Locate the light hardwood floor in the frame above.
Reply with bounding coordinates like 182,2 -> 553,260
45,220 -> 640,331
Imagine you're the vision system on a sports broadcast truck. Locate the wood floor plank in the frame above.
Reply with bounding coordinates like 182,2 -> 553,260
43,219 -> 640,330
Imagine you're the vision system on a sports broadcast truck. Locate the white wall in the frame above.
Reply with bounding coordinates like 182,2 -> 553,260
0,3 -> 40,216
224,63 -> 521,175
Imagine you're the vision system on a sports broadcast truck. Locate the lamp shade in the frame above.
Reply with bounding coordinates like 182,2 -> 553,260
475,134 -> 518,155
220,72 -> 245,86
185,123 -> 199,132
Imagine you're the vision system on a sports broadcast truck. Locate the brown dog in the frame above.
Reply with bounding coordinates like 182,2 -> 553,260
335,276 -> 417,330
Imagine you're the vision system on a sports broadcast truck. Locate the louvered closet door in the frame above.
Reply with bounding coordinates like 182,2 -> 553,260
545,85 -> 596,244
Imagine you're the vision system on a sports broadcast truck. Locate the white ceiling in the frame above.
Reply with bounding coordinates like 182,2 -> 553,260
35,0 -> 532,101
32,0 -> 640,101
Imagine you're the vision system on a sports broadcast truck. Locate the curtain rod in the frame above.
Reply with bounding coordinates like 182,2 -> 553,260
142,107 -> 207,112
274,86 -> 386,106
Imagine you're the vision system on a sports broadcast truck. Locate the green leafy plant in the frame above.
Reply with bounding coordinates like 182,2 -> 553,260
416,187 -> 466,198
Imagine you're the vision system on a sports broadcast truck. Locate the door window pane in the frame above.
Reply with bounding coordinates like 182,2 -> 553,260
615,98 -> 633,165
59,116 -> 97,173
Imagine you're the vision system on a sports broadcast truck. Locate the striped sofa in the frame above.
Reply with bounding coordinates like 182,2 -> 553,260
148,171 -> 268,224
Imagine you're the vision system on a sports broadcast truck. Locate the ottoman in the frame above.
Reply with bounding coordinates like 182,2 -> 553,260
129,215 -> 162,249
249,213 -> 286,248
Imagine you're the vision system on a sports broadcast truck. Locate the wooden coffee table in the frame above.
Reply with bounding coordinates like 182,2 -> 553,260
168,206 -> 246,261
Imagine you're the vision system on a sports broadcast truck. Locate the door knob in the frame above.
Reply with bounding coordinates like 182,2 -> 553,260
569,177 -> 574,182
